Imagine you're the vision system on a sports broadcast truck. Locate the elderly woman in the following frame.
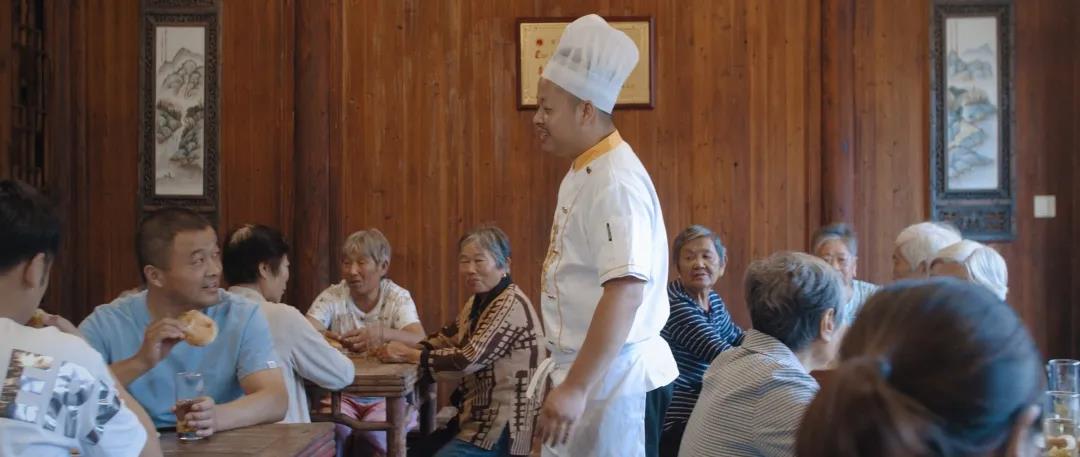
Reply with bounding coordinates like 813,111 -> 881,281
377,226 -> 542,457
892,221 -> 962,281
681,252 -> 845,457
929,240 -> 1009,300
811,223 -> 879,325
797,280 -> 1040,457
306,228 -> 425,456
652,225 -> 743,457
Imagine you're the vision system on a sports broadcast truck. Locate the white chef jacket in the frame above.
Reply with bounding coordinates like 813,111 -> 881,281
538,130 -> 678,397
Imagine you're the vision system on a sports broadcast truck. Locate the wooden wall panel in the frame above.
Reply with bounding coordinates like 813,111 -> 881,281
54,0 -> 297,321
42,0 -> 89,321
332,0 -> 821,332
1005,0 -> 1080,357
1073,19 -> 1080,355
19,0 -> 1079,359
82,0 -> 141,317
846,0 -> 1080,357
849,0 -> 930,288
0,0 -> 10,179
218,0 -> 294,237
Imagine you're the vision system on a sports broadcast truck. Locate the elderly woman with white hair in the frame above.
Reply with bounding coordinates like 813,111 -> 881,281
929,240 -> 1009,300
892,221 -> 962,281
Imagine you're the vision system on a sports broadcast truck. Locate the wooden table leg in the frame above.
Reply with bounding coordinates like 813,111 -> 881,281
419,380 -> 437,435
386,396 -> 408,457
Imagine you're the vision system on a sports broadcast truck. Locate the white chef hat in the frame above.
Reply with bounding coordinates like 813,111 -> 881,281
542,14 -> 639,114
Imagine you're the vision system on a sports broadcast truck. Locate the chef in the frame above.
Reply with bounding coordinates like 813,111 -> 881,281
527,14 -> 678,457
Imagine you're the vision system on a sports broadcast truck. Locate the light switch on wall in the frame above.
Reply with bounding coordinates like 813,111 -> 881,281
1034,195 -> 1056,218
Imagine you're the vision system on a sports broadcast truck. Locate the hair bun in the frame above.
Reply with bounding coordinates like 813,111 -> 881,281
849,355 -> 893,380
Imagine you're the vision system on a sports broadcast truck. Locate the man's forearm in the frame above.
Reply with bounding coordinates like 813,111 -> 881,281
215,389 -> 287,431
110,357 -> 152,387
560,280 -> 643,394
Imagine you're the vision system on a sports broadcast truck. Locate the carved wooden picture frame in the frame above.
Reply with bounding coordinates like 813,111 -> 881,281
930,0 -> 1015,241
138,0 -> 220,218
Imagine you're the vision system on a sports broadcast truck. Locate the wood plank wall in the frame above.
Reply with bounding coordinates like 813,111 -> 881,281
334,0 -> 821,332
9,0 -> 1079,357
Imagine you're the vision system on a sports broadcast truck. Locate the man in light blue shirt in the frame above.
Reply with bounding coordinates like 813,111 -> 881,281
80,208 -> 286,436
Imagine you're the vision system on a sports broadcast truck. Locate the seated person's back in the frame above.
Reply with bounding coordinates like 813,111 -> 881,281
680,252 -> 845,457
223,224 -> 355,424
0,179 -> 157,457
1,321 -> 147,456
797,279 -> 1041,457
79,208 -> 286,435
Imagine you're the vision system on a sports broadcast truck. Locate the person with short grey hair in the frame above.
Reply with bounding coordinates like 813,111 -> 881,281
377,225 -> 543,456
458,226 -> 512,269
811,223 -> 879,325
655,225 -> 743,457
305,228 -> 426,455
680,252 -> 844,457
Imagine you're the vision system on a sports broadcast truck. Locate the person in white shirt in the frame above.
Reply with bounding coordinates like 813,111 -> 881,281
306,228 -> 424,455
306,229 -> 425,349
222,224 -> 355,424
0,179 -> 161,457
529,14 -> 678,457
811,223 -> 879,325
892,221 -> 962,281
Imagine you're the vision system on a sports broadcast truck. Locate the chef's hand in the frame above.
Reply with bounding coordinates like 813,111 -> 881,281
536,383 -> 587,447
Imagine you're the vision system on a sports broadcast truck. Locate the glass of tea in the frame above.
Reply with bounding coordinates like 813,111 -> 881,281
1044,391 -> 1080,457
174,372 -> 205,441
367,316 -> 386,356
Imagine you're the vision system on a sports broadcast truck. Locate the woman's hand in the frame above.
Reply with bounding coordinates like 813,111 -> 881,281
376,341 -> 420,364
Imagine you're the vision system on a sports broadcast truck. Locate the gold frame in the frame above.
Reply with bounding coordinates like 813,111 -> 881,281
516,17 -> 655,110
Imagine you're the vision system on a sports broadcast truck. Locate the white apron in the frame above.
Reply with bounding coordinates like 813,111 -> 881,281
527,336 -> 675,457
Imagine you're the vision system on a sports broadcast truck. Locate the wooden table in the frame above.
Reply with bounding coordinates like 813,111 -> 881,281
309,357 -> 437,457
160,422 -> 334,456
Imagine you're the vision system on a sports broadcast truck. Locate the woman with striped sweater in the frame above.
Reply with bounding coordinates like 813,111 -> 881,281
655,225 -> 744,457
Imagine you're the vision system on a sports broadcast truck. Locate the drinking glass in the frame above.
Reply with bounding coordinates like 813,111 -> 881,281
174,372 -> 205,441
367,316 -> 386,356
1044,391 -> 1080,457
1049,359 -> 1080,393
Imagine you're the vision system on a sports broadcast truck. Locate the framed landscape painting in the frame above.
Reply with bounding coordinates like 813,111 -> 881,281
930,0 -> 1015,241
139,0 -> 219,214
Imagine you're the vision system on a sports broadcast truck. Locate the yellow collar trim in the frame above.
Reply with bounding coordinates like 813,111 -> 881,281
572,130 -> 622,171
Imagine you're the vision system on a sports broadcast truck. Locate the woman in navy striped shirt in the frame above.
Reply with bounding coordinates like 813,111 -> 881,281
656,225 -> 744,457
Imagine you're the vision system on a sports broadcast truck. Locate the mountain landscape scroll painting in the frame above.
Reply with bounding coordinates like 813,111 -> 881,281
154,26 -> 206,196
944,17 -> 1000,191
930,0 -> 1014,242
139,1 -> 219,215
